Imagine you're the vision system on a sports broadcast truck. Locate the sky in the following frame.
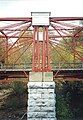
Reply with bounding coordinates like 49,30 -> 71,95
0,0 -> 83,17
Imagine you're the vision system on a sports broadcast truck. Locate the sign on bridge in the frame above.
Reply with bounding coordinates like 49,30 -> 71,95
31,12 -> 51,26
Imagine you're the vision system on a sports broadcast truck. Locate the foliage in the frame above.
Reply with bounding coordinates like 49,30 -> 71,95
56,82 -> 73,120
8,31 -> 32,64
63,81 -> 83,119
56,95 -> 73,120
51,20 -> 83,63
0,80 -> 27,110
11,81 -> 26,95
0,83 -> 11,90
0,38 -> 5,63
56,81 -> 83,120
6,93 -> 27,110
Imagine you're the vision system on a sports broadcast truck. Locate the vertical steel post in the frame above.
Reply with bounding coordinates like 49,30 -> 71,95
5,37 -> 8,65
32,27 -> 36,71
32,26 -> 51,72
42,27 -> 46,71
37,27 -> 40,71
45,27 -> 51,71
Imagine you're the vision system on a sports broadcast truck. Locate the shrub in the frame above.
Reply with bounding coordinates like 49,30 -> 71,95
56,95 -> 73,120
11,81 -> 26,95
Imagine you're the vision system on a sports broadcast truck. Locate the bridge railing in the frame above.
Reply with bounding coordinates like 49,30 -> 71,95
0,62 -> 83,70
52,62 -> 83,69
0,63 -> 32,69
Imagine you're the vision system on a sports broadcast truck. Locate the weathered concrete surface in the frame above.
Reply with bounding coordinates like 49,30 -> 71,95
29,72 -> 53,82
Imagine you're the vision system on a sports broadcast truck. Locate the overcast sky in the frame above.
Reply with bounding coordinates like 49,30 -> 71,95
0,0 -> 83,17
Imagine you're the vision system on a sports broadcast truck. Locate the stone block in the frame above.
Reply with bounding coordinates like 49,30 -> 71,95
28,119 -> 41,120
36,88 -> 49,94
28,88 -> 37,94
28,93 -> 42,99
41,106 -> 55,112
28,118 -> 56,120
28,81 -> 55,89
47,112 -> 55,118
38,89 -> 55,95
43,82 -> 55,88
43,72 -> 53,81
28,106 -> 41,112
41,93 -> 55,99
28,112 -> 48,118
42,118 -> 56,120
29,72 -> 42,82
27,81 -> 56,119
28,112 -> 55,118
28,82 -> 43,88
28,119 -> 40,120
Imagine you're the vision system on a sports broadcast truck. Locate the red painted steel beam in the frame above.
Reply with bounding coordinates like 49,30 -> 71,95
0,22 -> 26,30
1,35 -> 83,38
42,27 -> 46,71
0,31 -> 9,64
0,23 -> 32,38
49,35 -> 83,38
32,27 -> 36,71
32,26 -> 51,72
13,42 -> 32,64
0,24 -> 31,61
51,41 -> 80,60
0,35 -> 33,38
0,29 -> 32,31
52,24 -> 70,31
4,23 -> 30,35
51,23 -> 83,60
50,42 -> 72,64
50,24 -> 83,38
0,17 -> 82,22
50,17 -> 83,22
7,40 -> 32,57
55,21 -> 81,28
51,24 -> 70,36
0,30 -> 8,38
0,17 -> 32,21
36,27 -> 40,70
45,27 -> 51,71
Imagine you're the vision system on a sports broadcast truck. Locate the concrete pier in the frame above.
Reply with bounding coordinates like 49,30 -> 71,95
27,72 -> 57,120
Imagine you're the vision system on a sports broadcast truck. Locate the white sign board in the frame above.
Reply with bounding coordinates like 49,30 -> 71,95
39,32 -> 43,41
31,12 -> 51,26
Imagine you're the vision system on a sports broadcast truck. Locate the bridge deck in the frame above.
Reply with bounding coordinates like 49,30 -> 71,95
0,68 -> 83,79
0,63 -> 83,79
